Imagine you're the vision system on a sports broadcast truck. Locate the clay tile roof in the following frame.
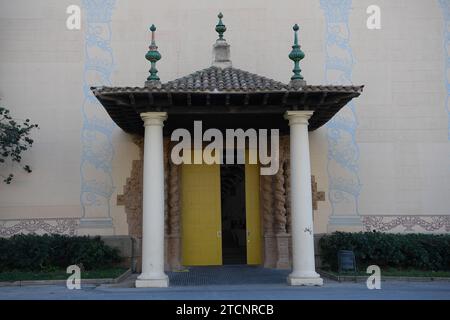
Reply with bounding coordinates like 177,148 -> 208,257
91,68 -> 364,95
161,66 -> 287,92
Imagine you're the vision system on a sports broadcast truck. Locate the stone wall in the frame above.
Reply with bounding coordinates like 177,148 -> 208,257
1,1 -> 448,238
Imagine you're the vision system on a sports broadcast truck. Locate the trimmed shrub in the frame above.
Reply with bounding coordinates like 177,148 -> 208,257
319,232 -> 450,271
0,234 -> 121,272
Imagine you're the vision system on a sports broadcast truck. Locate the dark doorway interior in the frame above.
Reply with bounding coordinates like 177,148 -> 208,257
220,164 -> 247,265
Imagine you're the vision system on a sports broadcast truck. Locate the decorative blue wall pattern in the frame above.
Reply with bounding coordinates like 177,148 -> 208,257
80,0 -> 116,225
320,0 -> 362,227
439,0 -> 450,140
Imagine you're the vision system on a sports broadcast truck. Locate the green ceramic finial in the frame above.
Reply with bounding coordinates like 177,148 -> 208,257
289,24 -> 305,81
215,12 -> 226,40
145,24 -> 161,81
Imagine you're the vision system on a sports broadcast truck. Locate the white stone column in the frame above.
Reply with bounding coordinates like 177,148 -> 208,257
135,112 -> 169,288
284,111 -> 323,286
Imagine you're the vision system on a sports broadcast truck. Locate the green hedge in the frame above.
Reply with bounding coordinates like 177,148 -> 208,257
0,234 -> 121,272
319,232 -> 450,271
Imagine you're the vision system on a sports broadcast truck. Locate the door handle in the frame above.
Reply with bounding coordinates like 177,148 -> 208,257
217,231 -> 222,238
247,230 -> 250,242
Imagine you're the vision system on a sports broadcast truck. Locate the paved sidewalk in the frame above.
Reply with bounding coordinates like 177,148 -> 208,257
0,279 -> 449,300
0,266 -> 449,300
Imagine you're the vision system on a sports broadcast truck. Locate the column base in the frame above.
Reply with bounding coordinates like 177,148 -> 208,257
78,218 -> 114,236
327,216 -> 363,233
168,234 -> 182,270
135,274 -> 169,288
275,233 -> 291,269
287,273 -> 323,286
263,234 -> 277,268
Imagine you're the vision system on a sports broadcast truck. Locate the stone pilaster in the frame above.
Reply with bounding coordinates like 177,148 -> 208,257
163,139 -> 170,270
168,155 -> 182,269
283,137 -> 292,235
274,139 -> 290,269
273,157 -> 287,234
261,175 -> 276,268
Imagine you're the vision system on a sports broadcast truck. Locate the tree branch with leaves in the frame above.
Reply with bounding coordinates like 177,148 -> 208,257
0,105 -> 39,184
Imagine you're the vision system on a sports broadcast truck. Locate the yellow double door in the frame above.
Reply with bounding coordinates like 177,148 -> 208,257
181,160 -> 262,266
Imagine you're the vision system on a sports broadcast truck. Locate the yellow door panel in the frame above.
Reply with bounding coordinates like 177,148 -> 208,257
181,163 -> 222,266
245,160 -> 262,265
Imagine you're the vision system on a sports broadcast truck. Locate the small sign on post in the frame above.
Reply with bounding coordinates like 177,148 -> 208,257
338,250 -> 357,275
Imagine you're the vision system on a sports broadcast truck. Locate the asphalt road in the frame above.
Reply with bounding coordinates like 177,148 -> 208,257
0,279 -> 449,300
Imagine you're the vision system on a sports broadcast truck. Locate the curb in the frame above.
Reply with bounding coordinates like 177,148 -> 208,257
0,268 -> 132,287
318,270 -> 450,283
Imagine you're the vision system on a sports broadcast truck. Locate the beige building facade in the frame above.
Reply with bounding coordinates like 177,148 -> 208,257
0,0 -> 449,281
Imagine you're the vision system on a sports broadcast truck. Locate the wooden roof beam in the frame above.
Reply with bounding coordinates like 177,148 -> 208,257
147,92 -> 154,106
187,93 -> 192,106
128,93 -> 136,106
244,93 -> 250,106
262,93 -> 269,105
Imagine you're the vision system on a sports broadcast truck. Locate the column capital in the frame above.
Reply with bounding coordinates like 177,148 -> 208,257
140,112 -> 168,127
284,110 -> 314,126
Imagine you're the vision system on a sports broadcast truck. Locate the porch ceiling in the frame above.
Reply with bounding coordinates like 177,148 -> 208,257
91,84 -> 363,136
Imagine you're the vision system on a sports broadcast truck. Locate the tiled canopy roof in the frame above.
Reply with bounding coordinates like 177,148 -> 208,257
91,15 -> 364,135
163,66 -> 287,92
92,67 -> 363,94
92,66 -> 363,94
